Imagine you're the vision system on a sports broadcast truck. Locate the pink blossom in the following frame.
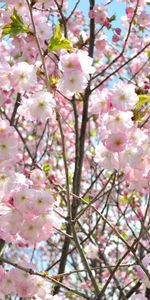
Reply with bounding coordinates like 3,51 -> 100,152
0,62 -> 11,91
111,81 -> 139,111
0,120 -> 15,137
0,269 -> 16,295
0,267 -> 5,282
37,0 -> 68,10
30,169 -> 46,186
96,38 -> 106,51
13,269 -> 36,297
136,11 -> 150,28
105,132 -> 127,153
0,170 -> 30,202
119,146 -> 143,169
35,19 -> 52,41
95,143 -> 119,169
85,243 -> 99,259
5,0 -> 28,13
27,189 -> 53,214
94,4 -> 108,24
10,62 -> 37,92
13,189 -> 34,213
90,89 -> 109,114
59,50 -> 95,75
59,52 -> 82,73
131,294 -> 148,300
58,71 -> 88,97
19,215 -> 45,243
0,207 -> 22,236
102,110 -> 133,132
19,91 -> 55,121
77,50 -> 95,75
0,92 -> 4,106
0,136 -> 18,161
136,254 -> 150,288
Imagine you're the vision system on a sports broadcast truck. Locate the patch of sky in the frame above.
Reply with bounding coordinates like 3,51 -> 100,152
0,2 -> 5,8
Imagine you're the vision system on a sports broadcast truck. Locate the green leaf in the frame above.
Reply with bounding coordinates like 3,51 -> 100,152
121,231 -> 127,240
59,38 -> 74,50
90,130 -> 96,137
120,196 -> 130,203
94,58 -> 100,63
120,192 -> 136,204
110,14 -> 116,22
48,23 -> 74,53
83,195 -> 92,203
146,50 -> 150,60
55,23 -> 62,40
2,9 -> 29,38
43,164 -> 52,172
132,108 -> 147,123
136,94 -> 150,109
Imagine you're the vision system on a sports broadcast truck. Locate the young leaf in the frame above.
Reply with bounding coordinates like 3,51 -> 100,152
43,164 -> 52,172
135,94 -> 150,109
48,23 -> 74,53
55,23 -> 62,40
2,9 -> 29,38
110,14 -> 116,22
146,50 -> 150,60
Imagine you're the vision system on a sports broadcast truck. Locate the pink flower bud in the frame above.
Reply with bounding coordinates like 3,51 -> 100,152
112,34 -> 120,42
103,18 -> 111,28
115,27 -> 121,35
126,6 -> 134,16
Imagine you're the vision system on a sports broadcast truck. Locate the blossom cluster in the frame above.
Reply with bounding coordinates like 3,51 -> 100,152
0,265 -> 64,299
58,50 -> 95,97
0,188 -> 61,244
93,81 -> 150,193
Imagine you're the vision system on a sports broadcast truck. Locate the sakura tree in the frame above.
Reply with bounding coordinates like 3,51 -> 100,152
0,0 -> 150,299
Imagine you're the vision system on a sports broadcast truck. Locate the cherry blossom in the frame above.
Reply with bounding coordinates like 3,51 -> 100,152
11,62 -> 37,92
58,70 -> 89,97
95,143 -> 119,170
136,254 -> 150,288
19,91 -> 55,121
131,294 -> 148,300
94,4 -> 108,25
111,81 -> 139,111
105,132 -> 128,153
85,243 -> 99,259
